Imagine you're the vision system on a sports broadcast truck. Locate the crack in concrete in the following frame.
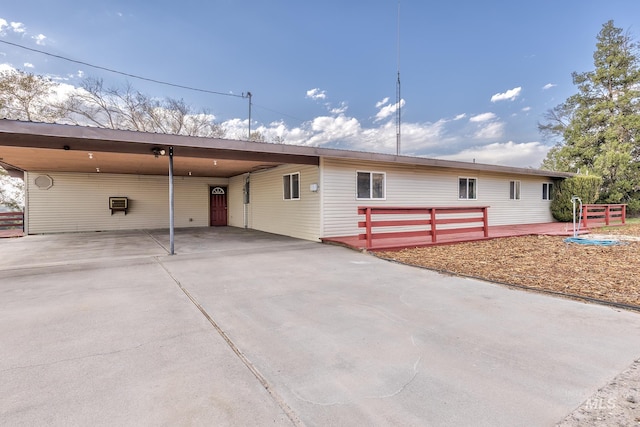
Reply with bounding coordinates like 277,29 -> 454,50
365,356 -> 422,400
153,257 -> 305,427
290,355 -> 423,407
1,343 -> 145,373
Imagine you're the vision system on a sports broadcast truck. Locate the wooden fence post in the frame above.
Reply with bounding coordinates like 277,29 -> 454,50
430,208 -> 437,243
482,207 -> 489,237
365,207 -> 372,249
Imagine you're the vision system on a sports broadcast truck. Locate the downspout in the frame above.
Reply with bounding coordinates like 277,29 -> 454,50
169,146 -> 175,255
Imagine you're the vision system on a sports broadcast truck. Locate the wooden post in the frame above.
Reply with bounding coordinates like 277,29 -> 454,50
482,207 -> 489,237
622,205 -> 626,225
366,207 -> 372,249
605,205 -> 610,226
430,208 -> 437,243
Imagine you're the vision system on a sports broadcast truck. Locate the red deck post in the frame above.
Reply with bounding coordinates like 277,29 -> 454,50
365,207 -> 372,249
605,205 -> 610,226
622,204 -> 626,225
482,207 -> 489,237
430,208 -> 437,242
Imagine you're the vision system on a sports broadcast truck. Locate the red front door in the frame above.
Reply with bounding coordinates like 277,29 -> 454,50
210,186 -> 228,226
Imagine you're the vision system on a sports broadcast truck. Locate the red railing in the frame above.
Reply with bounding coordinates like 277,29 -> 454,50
581,204 -> 626,228
0,211 -> 24,230
358,206 -> 489,249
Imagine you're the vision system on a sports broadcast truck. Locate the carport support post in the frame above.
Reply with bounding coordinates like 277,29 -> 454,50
169,146 -> 175,255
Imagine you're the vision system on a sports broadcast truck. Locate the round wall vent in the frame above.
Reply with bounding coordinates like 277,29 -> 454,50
34,174 -> 53,190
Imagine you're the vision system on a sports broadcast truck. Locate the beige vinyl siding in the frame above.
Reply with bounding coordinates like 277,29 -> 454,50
228,174 -> 246,228
26,172 -> 227,234
249,164 -> 320,241
321,158 -> 555,237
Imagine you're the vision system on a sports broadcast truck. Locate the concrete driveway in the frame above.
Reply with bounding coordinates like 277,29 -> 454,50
1,228 -> 639,426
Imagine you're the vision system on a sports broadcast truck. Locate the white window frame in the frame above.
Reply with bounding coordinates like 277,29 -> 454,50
283,172 -> 300,200
509,180 -> 521,200
458,177 -> 477,200
542,182 -> 553,201
356,171 -> 386,200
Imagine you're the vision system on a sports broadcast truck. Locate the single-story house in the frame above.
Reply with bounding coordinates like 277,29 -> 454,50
0,120 -> 571,245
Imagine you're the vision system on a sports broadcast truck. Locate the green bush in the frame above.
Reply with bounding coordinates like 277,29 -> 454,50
551,175 -> 602,222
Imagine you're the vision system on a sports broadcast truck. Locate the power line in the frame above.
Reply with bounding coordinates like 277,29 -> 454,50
0,39 -> 245,99
0,38 -> 314,136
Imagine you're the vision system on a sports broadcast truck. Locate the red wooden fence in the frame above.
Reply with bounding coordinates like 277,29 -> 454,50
0,211 -> 24,230
580,204 -> 626,228
358,206 -> 489,249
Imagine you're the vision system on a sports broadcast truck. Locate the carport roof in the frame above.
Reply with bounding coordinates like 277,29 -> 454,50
0,119 -> 573,178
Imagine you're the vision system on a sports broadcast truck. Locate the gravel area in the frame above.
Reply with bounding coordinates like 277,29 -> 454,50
377,223 -> 640,308
376,221 -> 640,425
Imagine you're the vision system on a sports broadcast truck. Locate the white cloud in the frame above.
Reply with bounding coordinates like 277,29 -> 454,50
375,99 -> 405,122
23,62 -> 34,68
329,102 -> 348,115
521,106 -> 531,112
375,97 -> 389,108
32,34 -> 47,45
0,19 -> 26,34
453,113 -> 466,121
436,141 -> 550,168
469,112 -> 496,123
542,83 -> 556,90
306,88 -> 326,101
473,121 -> 504,139
0,63 -> 14,73
10,22 -> 26,33
490,87 -> 521,102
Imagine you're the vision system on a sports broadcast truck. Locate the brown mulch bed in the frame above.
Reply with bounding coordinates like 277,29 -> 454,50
377,222 -> 640,309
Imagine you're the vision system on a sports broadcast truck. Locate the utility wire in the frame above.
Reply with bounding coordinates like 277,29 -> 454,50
0,39 -> 245,98
0,39 -> 312,130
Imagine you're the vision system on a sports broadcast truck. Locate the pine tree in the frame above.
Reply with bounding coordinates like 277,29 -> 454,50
540,20 -> 640,212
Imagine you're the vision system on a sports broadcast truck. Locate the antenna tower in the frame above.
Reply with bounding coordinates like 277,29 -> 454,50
395,1 -> 401,156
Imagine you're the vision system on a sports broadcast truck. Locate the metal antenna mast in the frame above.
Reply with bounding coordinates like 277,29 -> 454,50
246,91 -> 253,140
396,0 -> 401,156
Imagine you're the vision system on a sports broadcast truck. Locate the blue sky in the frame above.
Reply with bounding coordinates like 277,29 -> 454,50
1,1 -> 639,168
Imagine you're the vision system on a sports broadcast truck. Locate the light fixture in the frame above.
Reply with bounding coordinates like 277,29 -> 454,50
96,167 -> 100,173
213,160 -> 218,166
88,152 -> 93,159
152,147 -> 166,158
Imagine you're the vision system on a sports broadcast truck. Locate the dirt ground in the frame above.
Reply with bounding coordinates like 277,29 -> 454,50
377,221 -> 640,426
377,222 -> 640,309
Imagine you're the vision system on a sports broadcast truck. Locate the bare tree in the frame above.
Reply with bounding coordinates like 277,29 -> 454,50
60,77 -> 226,138
0,70 -> 62,122
0,167 -> 24,210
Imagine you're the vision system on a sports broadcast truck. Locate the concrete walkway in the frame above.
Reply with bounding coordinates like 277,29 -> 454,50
1,228 -> 640,426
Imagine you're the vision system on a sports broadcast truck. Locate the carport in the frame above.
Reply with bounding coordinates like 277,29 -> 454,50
0,119 -> 320,252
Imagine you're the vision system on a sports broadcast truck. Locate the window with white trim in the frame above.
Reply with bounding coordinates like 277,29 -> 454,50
542,182 -> 553,200
283,172 -> 300,200
356,171 -> 385,199
458,177 -> 477,200
509,180 -> 521,200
